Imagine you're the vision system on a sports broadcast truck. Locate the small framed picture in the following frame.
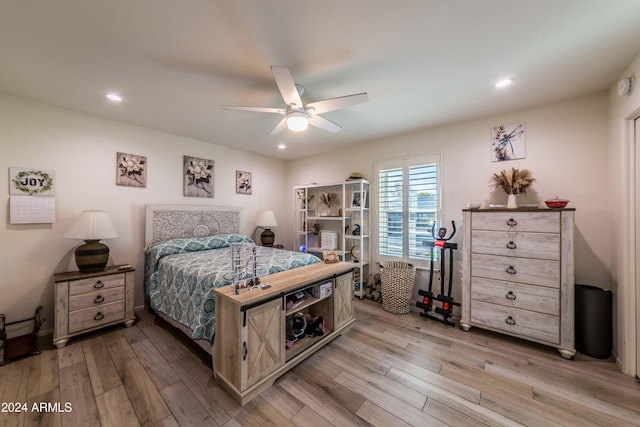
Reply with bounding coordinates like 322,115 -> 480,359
323,250 -> 339,264
116,152 -> 147,188
351,190 -> 367,208
184,155 -> 214,198
236,170 -> 252,194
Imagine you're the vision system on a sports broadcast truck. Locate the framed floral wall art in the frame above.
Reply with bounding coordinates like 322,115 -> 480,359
236,170 -> 252,195
116,152 -> 147,187
184,155 -> 214,198
491,122 -> 525,162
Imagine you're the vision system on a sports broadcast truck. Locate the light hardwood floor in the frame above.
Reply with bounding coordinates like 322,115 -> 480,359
1,299 -> 639,427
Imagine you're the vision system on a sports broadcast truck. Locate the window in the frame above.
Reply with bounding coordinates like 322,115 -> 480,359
376,154 -> 440,266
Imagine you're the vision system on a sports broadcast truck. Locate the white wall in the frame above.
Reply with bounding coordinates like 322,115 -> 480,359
286,92 -> 611,342
0,93 -> 287,336
608,51 -> 640,376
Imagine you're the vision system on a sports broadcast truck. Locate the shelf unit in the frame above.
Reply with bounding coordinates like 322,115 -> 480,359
293,179 -> 370,298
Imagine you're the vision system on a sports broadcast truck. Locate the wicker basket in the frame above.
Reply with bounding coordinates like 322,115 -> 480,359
380,261 -> 416,314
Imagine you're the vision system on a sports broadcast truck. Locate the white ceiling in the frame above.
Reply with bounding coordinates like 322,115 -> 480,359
1,0 -> 640,161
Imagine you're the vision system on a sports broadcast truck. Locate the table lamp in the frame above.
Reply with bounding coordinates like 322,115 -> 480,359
256,210 -> 277,247
64,210 -> 118,273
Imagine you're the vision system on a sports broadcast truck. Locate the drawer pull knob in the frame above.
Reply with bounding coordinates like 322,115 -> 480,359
93,280 -> 104,289
506,218 -> 518,227
94,295 -> 104,304
505,316 -> 516,325
93,312 -> 104,321
506,266 -> 517,275
506,241 -> 517,249
505,291 -> 517,300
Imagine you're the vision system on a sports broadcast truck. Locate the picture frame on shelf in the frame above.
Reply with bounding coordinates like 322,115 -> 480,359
322,250 -> 339,264
351,190 -> 367,208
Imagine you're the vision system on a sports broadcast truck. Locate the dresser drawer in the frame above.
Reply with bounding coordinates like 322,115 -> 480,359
470,300 -> 559,344
69,286 -> 125,311
69,301 -> 125,334
471,230 -> 559,260
471,277 -> 559,315
472,212 -> 560,233
69,275 -> 125,296
472,253 -> 559,288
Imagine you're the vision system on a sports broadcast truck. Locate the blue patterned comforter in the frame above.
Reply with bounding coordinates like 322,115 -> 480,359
144,234 -> 321,342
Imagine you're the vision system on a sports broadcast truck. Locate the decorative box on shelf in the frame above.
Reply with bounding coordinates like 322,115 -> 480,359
320,230 -> 338,250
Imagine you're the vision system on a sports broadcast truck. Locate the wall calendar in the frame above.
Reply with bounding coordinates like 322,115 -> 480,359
8,167 -> 56,224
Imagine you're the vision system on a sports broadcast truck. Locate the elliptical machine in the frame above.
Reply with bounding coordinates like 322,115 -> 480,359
416,221 -> 460,326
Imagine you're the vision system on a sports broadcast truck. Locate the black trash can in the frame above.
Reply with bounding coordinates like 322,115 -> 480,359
575,284 -> 612,359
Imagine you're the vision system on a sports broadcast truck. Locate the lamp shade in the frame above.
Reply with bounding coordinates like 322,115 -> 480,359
256,210 -> 278,228
64,210 -> 118,273
64,210 -> 118,240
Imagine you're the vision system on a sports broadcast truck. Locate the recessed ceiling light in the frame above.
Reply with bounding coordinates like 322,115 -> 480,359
278,144 -> 286,150
495,79 -> 513,88
105,93 -> 122,102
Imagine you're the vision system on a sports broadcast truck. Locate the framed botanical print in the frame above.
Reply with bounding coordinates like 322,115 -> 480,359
491,122 -> 525,162
236,170 -> 252,195
116,152 -> 147,187
184,155 -> 214,198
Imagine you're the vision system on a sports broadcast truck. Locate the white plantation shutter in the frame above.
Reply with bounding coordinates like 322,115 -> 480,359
377,154 -> 440,266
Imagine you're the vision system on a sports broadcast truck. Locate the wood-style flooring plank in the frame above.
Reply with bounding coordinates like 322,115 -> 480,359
95,385 -> 140,427
113,357 -> 171,426
355,400 -> 413,427
159,381 -> 214,427
333,370 -> 446,427
56,342 -> 84,369
169,354 -> 242,424
83,339 -> 122,396
58,361 -> 100,427
130,339 -> 180,390
25,351 -> 58,400
290,405 -> 336,427
422,398 -> 488,427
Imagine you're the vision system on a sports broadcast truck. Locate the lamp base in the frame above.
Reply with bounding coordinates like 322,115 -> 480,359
261,228 -> 275,247
75,240 -> 110,273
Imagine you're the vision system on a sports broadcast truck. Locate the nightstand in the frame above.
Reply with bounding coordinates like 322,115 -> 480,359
53,265 -> 135,348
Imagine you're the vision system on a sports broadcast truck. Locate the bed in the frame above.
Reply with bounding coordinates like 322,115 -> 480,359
143,204 -> 321,351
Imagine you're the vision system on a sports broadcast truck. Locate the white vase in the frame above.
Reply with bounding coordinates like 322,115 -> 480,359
507,194 -> 518,209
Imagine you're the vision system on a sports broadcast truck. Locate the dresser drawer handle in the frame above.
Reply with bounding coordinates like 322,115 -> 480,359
506,218 -> 517,227
505,266 -> 517,275
93,280 -> 104,289
505,291 -> 516,300
93,312 -> 104,321
94,295 -> 104,304
505,316 -> 516,325
506,241 -> 517,250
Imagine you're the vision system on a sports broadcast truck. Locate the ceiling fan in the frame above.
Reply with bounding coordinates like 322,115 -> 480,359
222,66 -> 368,135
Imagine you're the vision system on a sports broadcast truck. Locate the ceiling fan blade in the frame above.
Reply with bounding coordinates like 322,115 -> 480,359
270,117 -> 288,135
271,66 -> 303,108
305,93 -> 369,114
221,105 -> 285,114
309,115 -> 342,133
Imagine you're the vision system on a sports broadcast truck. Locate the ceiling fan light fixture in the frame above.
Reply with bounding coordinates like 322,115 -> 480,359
286,112 -> 309,132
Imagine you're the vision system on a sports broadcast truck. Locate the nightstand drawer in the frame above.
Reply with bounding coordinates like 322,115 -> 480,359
69,286 -> 125,311
470,300 -> 559,344
69,301 -> 125,334
69,275 -> 125,296
471,277 -> 559,315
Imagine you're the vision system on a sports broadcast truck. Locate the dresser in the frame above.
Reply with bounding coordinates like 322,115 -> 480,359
53,266 -> 135,348
460,208 -> 575,359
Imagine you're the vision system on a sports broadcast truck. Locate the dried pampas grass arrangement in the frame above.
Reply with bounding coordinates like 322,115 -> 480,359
492,168 -> 535,195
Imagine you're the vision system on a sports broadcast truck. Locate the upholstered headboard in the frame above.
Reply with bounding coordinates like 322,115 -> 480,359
145,204 -> 242,247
